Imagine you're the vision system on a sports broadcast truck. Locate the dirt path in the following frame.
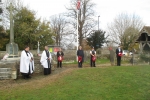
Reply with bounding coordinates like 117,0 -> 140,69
0,67 -> 76,89
0,63 -> 112,90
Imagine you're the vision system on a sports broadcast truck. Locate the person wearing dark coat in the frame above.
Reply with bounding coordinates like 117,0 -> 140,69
90,47 -> 96,67
77,46 -> 84,68
116,45 -> 123,66
57,48 -> 64,68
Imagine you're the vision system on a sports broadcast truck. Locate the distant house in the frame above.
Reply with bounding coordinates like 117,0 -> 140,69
136,26 -> 150,52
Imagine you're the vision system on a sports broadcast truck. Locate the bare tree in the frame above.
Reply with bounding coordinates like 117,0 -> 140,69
50,14 -> 68,46
50,13 -> 77,49
107,13 -> 145,50
66,0 -> 96,47
2,0 -> 23,28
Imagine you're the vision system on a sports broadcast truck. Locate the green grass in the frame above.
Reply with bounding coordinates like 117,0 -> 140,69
1,66 -> 150,100
96,58 -> 110,64
63,58 -> 110,64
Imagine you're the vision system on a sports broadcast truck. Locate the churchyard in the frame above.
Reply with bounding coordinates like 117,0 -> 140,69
0,47 -> 150,100
0,56 -> 150,100
0,0 -> 150,99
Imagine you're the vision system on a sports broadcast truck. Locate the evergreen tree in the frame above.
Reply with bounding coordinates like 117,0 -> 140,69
87,30 -> 107,50
14,7 -> 54,50
14,7 -> 40,49
0,26 -> 9,50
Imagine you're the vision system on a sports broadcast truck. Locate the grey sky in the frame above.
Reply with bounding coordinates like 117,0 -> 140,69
23,0 -> 150,30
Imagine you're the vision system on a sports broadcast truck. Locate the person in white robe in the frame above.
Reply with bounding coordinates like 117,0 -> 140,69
40,46 -> 52,75
20,46 -> 34,79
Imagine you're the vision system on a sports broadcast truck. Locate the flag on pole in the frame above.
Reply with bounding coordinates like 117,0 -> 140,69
77,0 -> 81,10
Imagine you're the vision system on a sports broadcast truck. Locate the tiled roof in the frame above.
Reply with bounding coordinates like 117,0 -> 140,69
140,26 -> 150,35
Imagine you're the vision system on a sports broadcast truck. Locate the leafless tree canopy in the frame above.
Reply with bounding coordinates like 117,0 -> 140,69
50,14 -> 67,46
107,13 -> 145,49
2,0 -> 23,28
50,14 -> 76,49
66,0 -> 96,47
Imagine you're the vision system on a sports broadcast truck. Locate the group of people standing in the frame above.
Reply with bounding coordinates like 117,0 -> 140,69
77,46 -> 96,68
76,45 -> 123,67
20,45 -> 97,79
20,46 -> 65,79
20,45 -> 122,79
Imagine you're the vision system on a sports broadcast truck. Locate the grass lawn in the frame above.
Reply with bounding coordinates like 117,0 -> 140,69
1,66 -> 150,100
63,58 -> 110,65
96,59 -> 110,64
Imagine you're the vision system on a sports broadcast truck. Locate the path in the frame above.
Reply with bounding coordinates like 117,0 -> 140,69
0,63 -> 131,89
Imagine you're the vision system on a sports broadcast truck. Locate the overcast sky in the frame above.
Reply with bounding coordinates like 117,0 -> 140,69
23,0 -> 150,30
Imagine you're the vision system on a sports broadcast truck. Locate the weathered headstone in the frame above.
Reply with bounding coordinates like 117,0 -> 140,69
109,47 -> 115,66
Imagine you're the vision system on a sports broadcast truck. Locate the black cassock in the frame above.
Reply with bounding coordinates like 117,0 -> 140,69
44,50 -> 51,75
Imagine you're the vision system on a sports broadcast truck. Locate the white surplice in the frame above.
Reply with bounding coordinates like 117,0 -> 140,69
20,50 -> 34,74
40,50 -> 52,68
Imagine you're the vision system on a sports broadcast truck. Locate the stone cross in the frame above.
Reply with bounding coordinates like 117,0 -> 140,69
37,41 -> 40,54
9,3 -> 14,43
6,3 -> 19,58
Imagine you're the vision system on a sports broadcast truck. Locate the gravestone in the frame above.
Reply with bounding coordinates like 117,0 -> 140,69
109,47 -> 115,66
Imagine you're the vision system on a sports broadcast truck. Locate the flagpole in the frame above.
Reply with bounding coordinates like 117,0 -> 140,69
76,0 -> 80,61
76,9 -> 78,61
77,10 -> 78,51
